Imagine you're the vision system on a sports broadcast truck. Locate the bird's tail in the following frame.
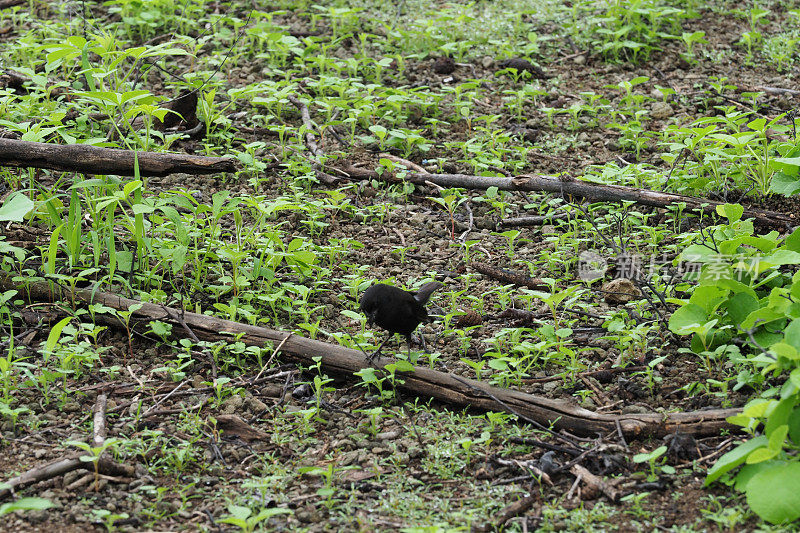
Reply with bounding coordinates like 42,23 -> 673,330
414,281 -> 443,304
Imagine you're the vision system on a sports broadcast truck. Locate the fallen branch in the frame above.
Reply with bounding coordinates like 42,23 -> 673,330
0,454 -> 134,501
570,464 -> 622,501
471,262 -> 549,290
336,165 -> 795,228
0,392 -> 134,501
92,393 -> 108,449
287,94 -> 338,185
498,213 -> 571,227
0,0 -> 24,8
379,152 -> 429,174
0,138 -> 238,177
494,494 -> 538,529
0,274 -> 740,440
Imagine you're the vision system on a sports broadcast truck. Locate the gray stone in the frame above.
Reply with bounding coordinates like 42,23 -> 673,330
621,404 -> 651,414
650,101 -> 673,120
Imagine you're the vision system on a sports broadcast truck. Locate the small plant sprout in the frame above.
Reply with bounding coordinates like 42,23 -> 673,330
681,31 -> 707,63
217,504 -> 292,533
633,445 -> 674,482
428,188 -> 467,240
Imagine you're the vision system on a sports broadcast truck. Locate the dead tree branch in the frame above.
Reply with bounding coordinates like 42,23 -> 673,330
0,138 -> 238,177
336,165 -> 795,229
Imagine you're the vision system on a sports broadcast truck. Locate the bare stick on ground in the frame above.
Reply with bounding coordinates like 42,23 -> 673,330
471,261 -> 549,290
0,392 -> 135,501
336,165 -> 795,229
0,138 -> 237,177
287,94 -> 338,184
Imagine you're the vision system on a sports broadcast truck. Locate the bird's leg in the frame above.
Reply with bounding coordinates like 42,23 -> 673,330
366,335 -> 392,365
418,331 -> 428,352
406,333 -> 430,362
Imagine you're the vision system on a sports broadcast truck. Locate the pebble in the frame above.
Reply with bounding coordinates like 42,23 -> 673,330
543,381 -> 559,394
245,396 -> 268,412
339,450 -> 361,466
62,401 -> 81,413
602,278 -> 641,304
376,429 -> 401,440
221,394 -> 245,414
650,101 -> 673,120
621,404 -> 651,414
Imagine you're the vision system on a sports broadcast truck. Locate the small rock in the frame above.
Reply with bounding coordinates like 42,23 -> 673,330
292,384 -> 312,400
220,394 -> 245,414
376,430 -> 401,441
621,404 -> 651,415
62,401 -> 81,413
128,479 -> 146,490
650,101 -> 673,120
573,54 -> 586,65
543,381 -> 560,394
432,56 -> 456,75
540,224 -> 556,235
602,278 -> 641,304
330,439 -> 354,450
245,396 -> 268,413
296,508 -> 321,523
481,56 -> 494,69
260,384 -> 284,398
27,510 -> 49,524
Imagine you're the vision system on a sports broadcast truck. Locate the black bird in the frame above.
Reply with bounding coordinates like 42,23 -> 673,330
360,281 -> 443,362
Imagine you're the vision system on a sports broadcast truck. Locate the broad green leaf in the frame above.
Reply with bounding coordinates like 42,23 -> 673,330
706,435 -> 768,485
741,307 -> 785,330
689,285 -> 727,314
770,343 -> 800,361
668,303 -> 707,335
0,193 -> 34,222
770,172 -> 800,196
723,293 -> 758,325
783,227 -> 800,252
716,203 -> 744,223
761,250 -> 800,267
784,319 -> 800,349
788,406 -> 800,444
746,462 -> 800,524
0,497 -> 54,516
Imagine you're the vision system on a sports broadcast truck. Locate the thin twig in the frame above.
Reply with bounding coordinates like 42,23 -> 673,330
251,334 -> 292,384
